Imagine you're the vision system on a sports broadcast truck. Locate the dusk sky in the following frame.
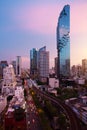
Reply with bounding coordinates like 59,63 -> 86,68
0,0 -> 87,68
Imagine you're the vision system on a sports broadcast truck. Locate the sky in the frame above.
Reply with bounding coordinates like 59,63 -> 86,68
0,0 -> 87,68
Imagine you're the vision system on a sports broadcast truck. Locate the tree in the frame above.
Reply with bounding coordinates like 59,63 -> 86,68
45,101 -> 58,118
58,113 -> 67,130
56,88 -> 62,95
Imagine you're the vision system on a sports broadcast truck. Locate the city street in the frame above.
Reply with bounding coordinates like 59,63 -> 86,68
26,94 -> 42,130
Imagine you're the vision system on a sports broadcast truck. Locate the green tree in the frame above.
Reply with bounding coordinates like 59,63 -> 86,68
58,113 -> 67,130
45,101 -> 58,117
56,88 -> 62,95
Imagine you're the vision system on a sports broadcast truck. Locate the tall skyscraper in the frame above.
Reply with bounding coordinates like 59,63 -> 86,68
38,46 -> 49,79
57,5 -> 70,79
30,46 -> 49,80
16,56 -> 21,76
30,48 -> 38,76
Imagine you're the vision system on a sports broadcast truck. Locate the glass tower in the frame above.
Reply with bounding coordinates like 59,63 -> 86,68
57,5 -> 70,79
30,48 -> 37,75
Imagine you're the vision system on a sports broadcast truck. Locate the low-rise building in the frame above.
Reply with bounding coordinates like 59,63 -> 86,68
65,96 -> 87,125
0,96 -> 7,113
49,78 -> 59,88
2,64 -> 17,96
3,64 -> 16,87
4,85 -> 26,130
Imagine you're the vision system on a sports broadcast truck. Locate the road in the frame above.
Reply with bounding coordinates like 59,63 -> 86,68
26,94 -> 43,130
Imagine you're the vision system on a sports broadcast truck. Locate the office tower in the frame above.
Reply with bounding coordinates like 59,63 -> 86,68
0,61 -> 8,68
82,59 -> 87,75
30,48 -> 38,76
71,65 -> 76,77
57,5 -> 70,79
16,56 -> 21,76
0,61 -> 8,78
38,46 -> 49,79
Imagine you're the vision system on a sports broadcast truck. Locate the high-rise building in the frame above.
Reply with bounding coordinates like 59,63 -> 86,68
11,60 -> 16,74
71,65 -> 82,77
0,61 -> 8,78
16,56 -> 21,76
30,46 -> 49,80
30,48 -> 38,76
57,5 -> 70,79
38,46 -> 49,79
82,59 -> 87,75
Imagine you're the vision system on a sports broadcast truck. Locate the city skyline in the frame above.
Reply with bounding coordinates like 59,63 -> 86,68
0,0 -> 87,68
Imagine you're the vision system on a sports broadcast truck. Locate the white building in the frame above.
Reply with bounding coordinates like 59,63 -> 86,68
49,78 -> 59,88
77,78 -> 85,85
15,86 -> 24,99
3,64 -> 16,86
9,86 -> 25,109
2,64 -> 16,95
0,96 -> 7,113
2,86 -> 15,95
